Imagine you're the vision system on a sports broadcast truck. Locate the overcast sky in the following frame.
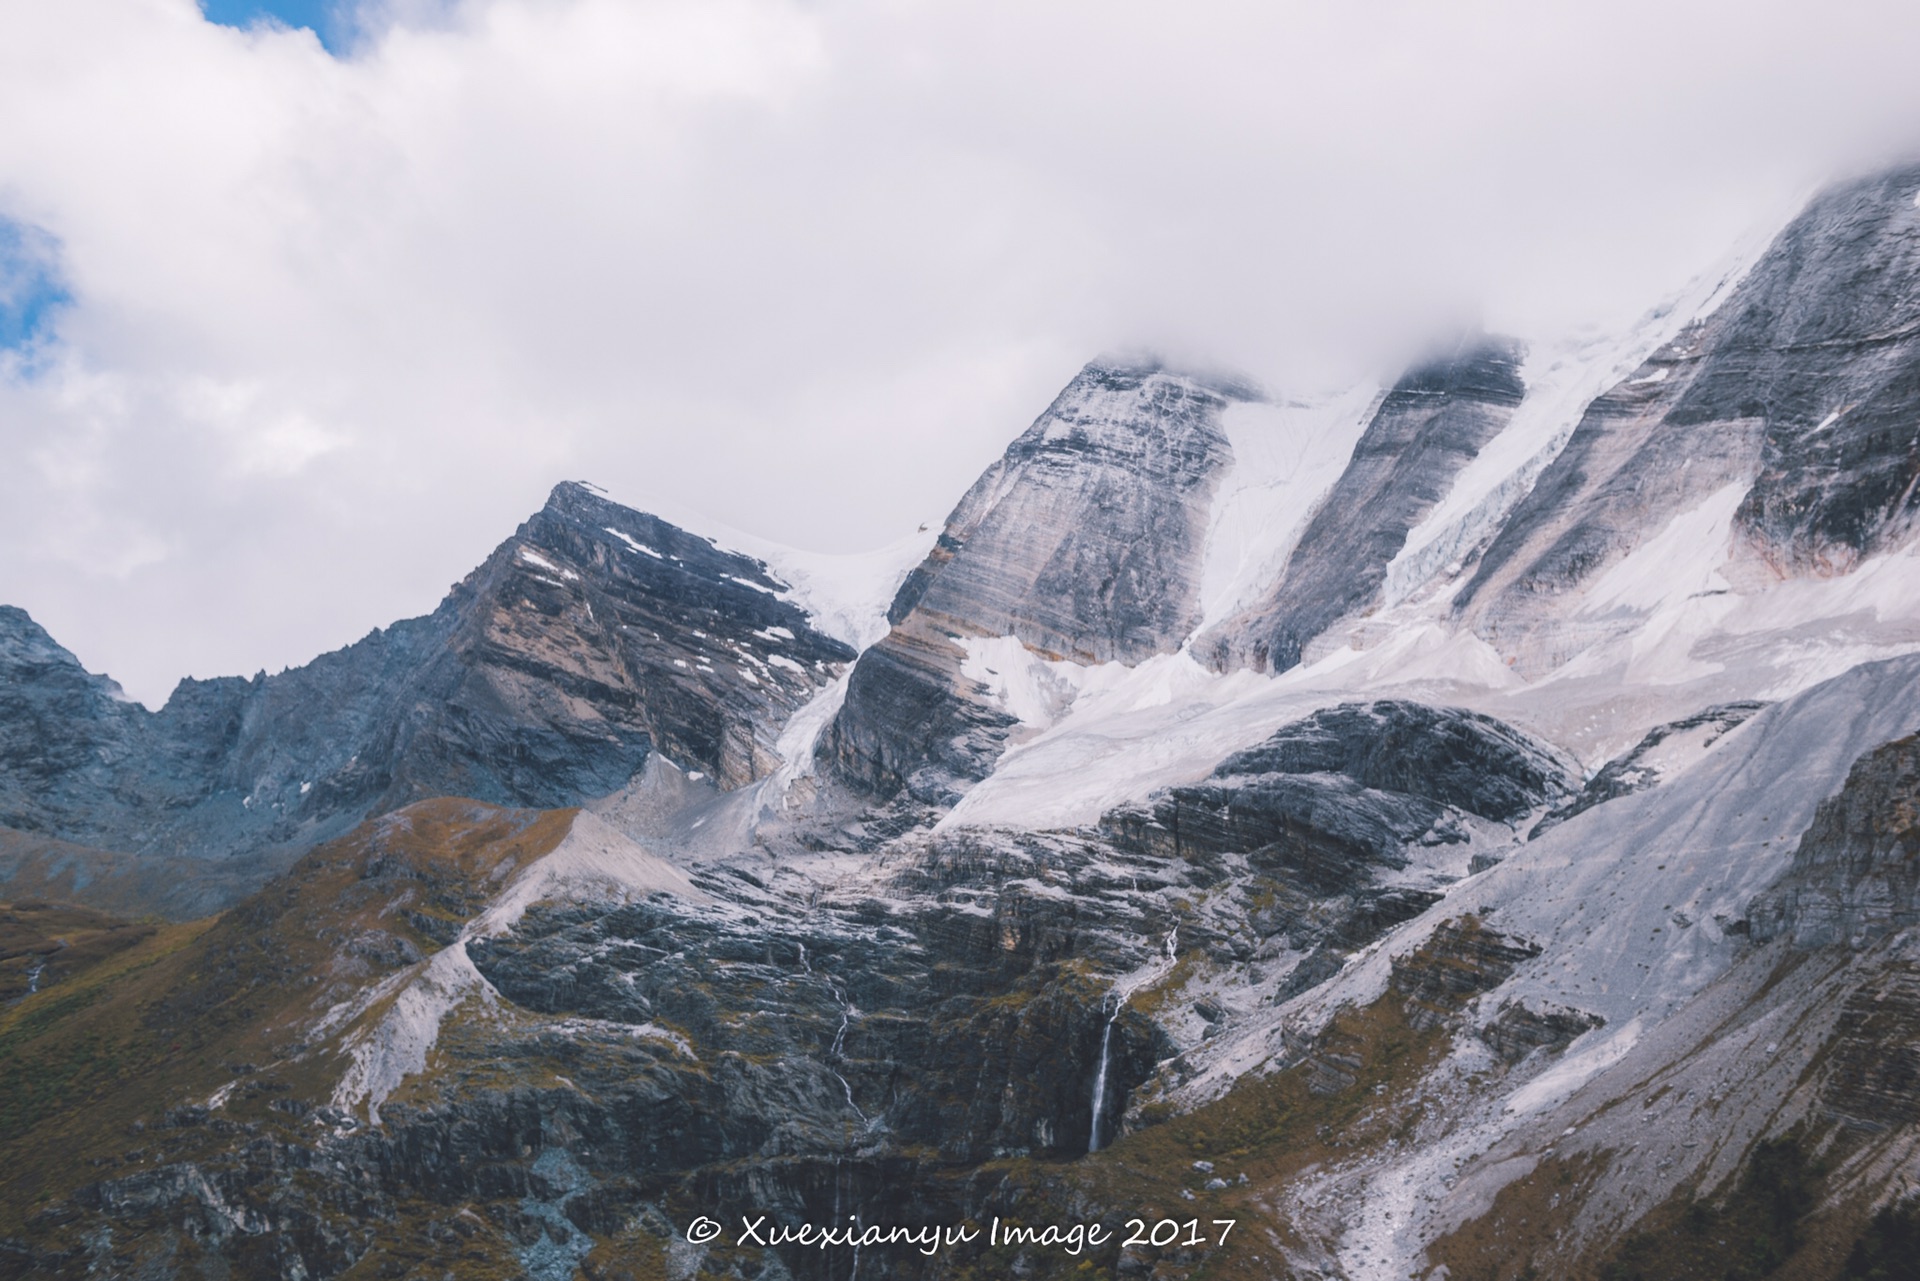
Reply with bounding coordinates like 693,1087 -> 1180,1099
4,0 -> 1920,706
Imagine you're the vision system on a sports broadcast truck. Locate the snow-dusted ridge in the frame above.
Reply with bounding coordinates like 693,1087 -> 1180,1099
587,480 -> 938,652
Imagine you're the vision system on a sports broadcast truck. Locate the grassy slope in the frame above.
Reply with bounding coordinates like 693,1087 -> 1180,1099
0,798 -> 574,1238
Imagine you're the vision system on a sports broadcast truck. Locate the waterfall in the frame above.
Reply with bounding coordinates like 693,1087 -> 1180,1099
1087,999 -> 1118,1153
1087,928 -> 1178,1154
825,973 -> 869,1128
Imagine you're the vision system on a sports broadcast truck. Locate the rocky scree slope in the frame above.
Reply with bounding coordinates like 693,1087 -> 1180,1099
1412,695 -> 1920,1281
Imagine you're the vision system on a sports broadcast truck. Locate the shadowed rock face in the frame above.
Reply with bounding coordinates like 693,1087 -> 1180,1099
0,484 -> 850,891
1204,699 -> 1578,825
0,606 -> 155,848
823,358 -> 1251,801
1102,701 -> 1576,979
1751,732 -> 1920,949
1104,700 -> 1577,872
1459,163 -> 1920,668
1204,336 -> 1526,673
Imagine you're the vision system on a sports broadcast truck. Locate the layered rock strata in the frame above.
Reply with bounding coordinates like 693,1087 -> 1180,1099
0,483 -> 851,899
1459,163 -> 1920,668
823,357 -> 1251,801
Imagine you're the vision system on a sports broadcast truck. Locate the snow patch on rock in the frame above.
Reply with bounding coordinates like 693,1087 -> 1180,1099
1383,252 -> 1759,613
589,480 -> 937,653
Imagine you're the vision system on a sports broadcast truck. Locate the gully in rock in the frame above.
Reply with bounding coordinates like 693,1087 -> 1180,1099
825,971 -> 870,1129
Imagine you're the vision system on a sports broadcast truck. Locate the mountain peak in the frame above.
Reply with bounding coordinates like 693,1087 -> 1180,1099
1079,351 -> 1269,404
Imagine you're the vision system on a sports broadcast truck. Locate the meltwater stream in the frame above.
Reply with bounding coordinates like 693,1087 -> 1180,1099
1088,928 -> 1178,1154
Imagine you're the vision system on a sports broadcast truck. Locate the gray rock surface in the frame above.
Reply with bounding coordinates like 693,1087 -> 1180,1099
1204,335 -> 1526,672
1102,700 -> 1575,983
1750,730 -> 1920,948
0,483 -> 851,901
823,357 -> 1250,801
1459,163 -> 1920,668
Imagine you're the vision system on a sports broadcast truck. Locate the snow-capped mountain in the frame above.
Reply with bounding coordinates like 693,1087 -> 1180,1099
4,162 -> 1920,1281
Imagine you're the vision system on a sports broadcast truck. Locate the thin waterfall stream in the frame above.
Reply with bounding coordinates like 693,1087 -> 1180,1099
1088,928 -> 1178,1154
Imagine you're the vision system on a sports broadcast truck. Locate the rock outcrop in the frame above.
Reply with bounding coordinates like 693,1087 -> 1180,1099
1204,335 -> 1526,672
1105,700 -> 1576,871
1102,701 -> 1576,980
1459,163 -> 1920,669
1750,731 -> 1920,949
0,484 -> 851,903
1529,700 -> 1767,836
822,357 -> 1252,801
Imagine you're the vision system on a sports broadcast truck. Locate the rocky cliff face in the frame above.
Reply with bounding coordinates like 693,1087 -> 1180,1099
0,605 -> 172,850
1458,163 -> 1920,669
1101,700 -> 1574,1001
0,483 -> 851,900
0,798 -> 1197,1280
1751,731 -> 1920,948
0,690 -> 1581,1280
1104,699 -> 1574,896
10,165 -> 1920,1281
822,357 -> 1250,801
1203,335 -> 1526,672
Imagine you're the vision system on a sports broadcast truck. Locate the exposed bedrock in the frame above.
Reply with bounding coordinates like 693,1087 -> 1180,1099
0,485 -> 849,903
1104,701 -> 1577,867
823,356 -> 1251,800
1101,700 -> 1576,974
1387,916 -> 1543,1033
1751,731 -> 1920,949
1203,334 -> 1526,673
467,868 -> 1174,1169
1460,163 -> 1920,667
0,803 -> 1197,1280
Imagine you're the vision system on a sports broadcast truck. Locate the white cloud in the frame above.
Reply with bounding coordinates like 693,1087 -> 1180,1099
3,0 -> 1920,703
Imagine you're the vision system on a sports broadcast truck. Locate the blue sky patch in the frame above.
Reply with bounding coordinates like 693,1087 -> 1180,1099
201,1 -> 348,54
0,218 -> 69,355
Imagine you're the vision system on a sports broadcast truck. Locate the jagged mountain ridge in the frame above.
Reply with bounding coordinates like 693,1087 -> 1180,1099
0,482 -> 851,910
5,162 -> 1920,1281
1458,161 -> 1920,670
